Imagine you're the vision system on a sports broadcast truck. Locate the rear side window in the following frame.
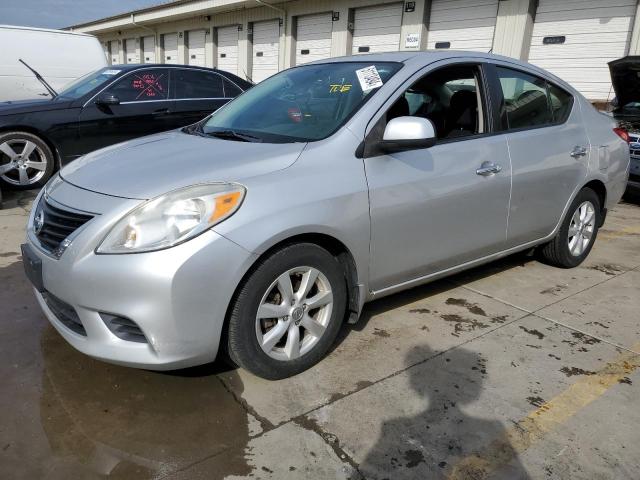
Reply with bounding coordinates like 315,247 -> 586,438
173,69 -> 225,99
223,78 -> 243,97
105,69 -> 169,102
547,82 -> 573,123
496,67 -> 552,130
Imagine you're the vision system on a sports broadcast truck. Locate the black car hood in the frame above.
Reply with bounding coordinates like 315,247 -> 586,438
609,56 -> 640,108
0,97 -> 75,115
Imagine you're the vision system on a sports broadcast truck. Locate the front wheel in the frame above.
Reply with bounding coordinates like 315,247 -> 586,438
0,131 -> 55,189
538,188 -> 601,268
226,243 -> 347,380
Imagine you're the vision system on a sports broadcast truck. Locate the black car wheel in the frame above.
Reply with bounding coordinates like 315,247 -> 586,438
0,131 -> 55,189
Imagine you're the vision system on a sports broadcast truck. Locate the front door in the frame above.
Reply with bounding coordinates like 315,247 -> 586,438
77,68 -> 175,154
365,63 -> 511,291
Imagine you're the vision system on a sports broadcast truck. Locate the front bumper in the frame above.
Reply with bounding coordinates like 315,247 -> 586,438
25,181 -> 257,370
627,155 -> 640,194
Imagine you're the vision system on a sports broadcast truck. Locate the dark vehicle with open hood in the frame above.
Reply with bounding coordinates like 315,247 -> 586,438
609,56 -> 640,196
0,64 -> 251,189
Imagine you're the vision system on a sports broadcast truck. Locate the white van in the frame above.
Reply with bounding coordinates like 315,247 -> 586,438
0,25 -> 107,102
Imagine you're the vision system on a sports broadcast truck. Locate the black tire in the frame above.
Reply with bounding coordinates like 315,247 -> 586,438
538,188 -> 601,268
0,131 -> 55,190
226,243 -> 347,380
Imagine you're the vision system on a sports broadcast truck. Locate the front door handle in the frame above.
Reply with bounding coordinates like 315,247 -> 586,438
476,161 -> 502,176
570,146 -> 588,158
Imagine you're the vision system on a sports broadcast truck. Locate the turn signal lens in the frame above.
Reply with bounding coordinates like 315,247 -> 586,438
614,127 -> 630,143
211,191 -> 243,223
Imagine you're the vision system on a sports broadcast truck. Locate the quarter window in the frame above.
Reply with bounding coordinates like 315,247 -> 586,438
496,67 -> 552,130
105,69 -> 169,102
173,70 -> 225,99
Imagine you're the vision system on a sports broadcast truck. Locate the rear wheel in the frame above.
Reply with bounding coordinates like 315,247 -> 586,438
226,243 -> 347,380
539,188 -> 601,268
0,131 -> 55,189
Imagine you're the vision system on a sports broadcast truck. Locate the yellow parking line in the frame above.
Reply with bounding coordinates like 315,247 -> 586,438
447,342 -> 640,479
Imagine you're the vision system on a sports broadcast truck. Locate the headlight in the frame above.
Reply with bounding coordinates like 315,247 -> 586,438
96,183 -> 245,254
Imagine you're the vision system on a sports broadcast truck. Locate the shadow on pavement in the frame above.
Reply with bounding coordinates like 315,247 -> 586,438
360,345 -> 531,480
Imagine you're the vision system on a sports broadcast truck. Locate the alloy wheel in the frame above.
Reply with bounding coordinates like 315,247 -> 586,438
567,200 -> 596,257
0,139 -> 48,186
255,266 -> 333,361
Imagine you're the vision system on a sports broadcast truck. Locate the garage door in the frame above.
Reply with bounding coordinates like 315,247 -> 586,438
188,29 -> 206,67
528,0 -> 637,101
217,25 -> 239,75
352,3 -> 403,54
125,38 -> 139,64
295,12 -> 333,65
163,33 -> 178,64
427,0 -> 499,51
142,35 -> 156,63
109,40 -> 119,65
252,19 -> 280,83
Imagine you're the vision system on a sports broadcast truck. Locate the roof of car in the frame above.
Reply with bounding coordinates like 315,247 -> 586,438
109,64 -> 225,72
307,50 -> 518,65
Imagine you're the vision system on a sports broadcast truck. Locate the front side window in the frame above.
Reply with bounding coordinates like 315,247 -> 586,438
201,62 -> 402,142
496,67 -> 552,129
173,69 -> 225,99
385,64 -> 485,140
104,69 -> 169,102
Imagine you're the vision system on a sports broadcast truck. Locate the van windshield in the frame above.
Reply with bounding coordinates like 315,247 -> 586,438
57,68 -> 123,99
200,62 -> 402,143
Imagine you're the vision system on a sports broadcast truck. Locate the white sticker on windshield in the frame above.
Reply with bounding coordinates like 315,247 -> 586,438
355,65 -> 383,92
103,69 -> 121,75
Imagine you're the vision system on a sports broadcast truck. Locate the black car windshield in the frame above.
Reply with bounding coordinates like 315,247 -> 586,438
201,62 -> 402,142
56,68 -> 124,99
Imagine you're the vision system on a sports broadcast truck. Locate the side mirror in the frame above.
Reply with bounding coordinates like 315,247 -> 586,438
379,117 -> 437,153
96,94 -> 120,106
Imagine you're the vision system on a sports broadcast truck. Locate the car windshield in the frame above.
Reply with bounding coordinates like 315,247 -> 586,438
200,61 -> 402,142
56,68 -> 124,99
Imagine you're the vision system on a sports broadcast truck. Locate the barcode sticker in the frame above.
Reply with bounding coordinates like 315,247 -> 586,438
355,65 -> 383,92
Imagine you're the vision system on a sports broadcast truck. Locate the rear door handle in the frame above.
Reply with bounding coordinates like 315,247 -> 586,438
570,146 -> 588,158
476,161 -> 502,176
152,108 -> 170,115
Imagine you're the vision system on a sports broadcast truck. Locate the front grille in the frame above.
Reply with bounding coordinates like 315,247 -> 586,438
35,197 -> 93,254
43,292 -> 86,336
101,314 -> 148,343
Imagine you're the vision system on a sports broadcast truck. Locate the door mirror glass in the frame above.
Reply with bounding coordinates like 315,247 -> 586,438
380,116 -> 437,152
96,94 -> 120,106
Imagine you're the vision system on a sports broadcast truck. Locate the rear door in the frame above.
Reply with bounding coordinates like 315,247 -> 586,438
488,64 -> 590,247
77,68 -> 174,153
169,68 -> 228,126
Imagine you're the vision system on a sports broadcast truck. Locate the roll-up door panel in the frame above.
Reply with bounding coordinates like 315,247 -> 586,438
217,25 -> 239,75
252,19 -> 280,83
188,30 -> 206,67
352,3 -> 403,54
427,0 -> 499,52
163,33 -> 178,64
125,38 -> 139,64
142,35 -> 156,63
296,12 -> 333,65
109,40 -> 119,65
528,0 -> 636,101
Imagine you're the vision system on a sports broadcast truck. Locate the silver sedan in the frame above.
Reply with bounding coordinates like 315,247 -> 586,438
22,52 -> 629,379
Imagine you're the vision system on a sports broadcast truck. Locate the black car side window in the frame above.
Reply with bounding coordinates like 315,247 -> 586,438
173,70 -> 225,99
105,69 -> 169,102
223,78 -> 242,98
495,67 -> 553,130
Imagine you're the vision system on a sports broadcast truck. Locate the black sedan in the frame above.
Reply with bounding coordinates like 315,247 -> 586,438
0,64 -> 251,189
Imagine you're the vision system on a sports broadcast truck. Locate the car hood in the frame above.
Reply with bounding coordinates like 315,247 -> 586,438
609,56 -> 640,108
59,130 -> 307,200
0,97 -> 74,114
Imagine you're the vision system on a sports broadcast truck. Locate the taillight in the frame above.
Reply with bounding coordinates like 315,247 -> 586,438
613,127 -> 630,143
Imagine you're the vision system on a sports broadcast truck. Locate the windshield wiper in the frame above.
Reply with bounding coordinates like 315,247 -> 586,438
19,59 -> 58,99
207,129 -> 261,142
